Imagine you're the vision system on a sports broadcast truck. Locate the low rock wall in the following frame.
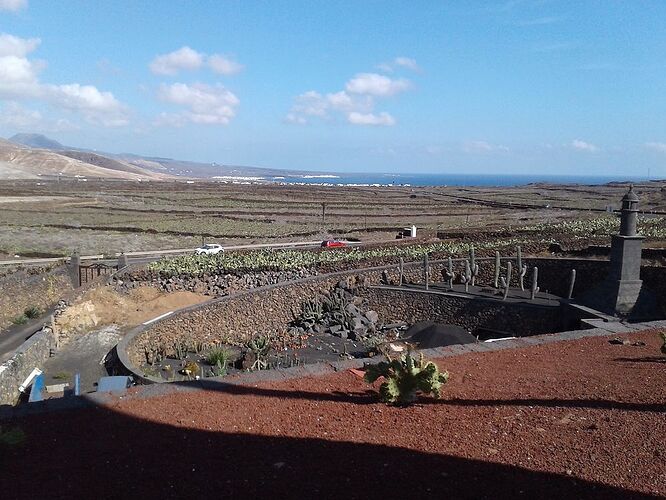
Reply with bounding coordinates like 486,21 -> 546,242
114,268 -> 317,296
0,326 -> 55,406
123,257 -> 666,374
362,288 -> 561,336
125,257 -> 616,369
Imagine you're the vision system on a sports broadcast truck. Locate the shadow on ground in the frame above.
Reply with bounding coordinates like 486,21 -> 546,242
155,379 -> 666,415
1,391 -> 660,500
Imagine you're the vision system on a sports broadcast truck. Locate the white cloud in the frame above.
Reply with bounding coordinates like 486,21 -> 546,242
287,66 -> 412,126
150,46 -> 203,75
207,54 -> 243,75
0,101 -> 39,128
0,34 -> 40,57
44,83 -> 129,126
286,89 -> 376,124
394,57 -> 419,71
0,0 -> 27,12
346,73 -> 410,96
377,56 -> 420,73
0,101 -> 77,131
149,46 -> 244,76
645,142 -> 666,153
157,82 -> 239,125
347,111 -> 395,126
290,90 -> 329,118
571,139 -> 599,152
0,32 -> 129,126
284,113 -> 307,125
462,141 -> 510,153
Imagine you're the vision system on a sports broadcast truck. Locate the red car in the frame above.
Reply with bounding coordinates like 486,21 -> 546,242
321,239 -> 347,248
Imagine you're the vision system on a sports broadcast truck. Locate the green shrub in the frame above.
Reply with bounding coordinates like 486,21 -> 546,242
11,315 -> 28,325
364,352 -> 449,406
24,306 -> 42,319
206,347 -> 229,367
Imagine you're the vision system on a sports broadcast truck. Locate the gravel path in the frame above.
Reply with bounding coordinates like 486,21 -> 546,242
2,330 -> 664,499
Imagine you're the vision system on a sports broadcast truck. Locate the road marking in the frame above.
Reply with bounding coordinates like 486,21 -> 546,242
142,311 -> 173,325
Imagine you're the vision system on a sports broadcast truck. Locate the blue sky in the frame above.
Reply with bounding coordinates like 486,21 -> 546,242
1,0 -> 665,176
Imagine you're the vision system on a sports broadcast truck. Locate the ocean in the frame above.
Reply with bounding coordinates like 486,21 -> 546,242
262,173 -> 649,187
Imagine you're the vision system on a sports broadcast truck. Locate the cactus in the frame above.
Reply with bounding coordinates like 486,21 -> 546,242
173,341 -> 186,360
530,266 -> 540,300
364,351 -> 449,405
516,245 -> 522,271
494,251 -> 501,288
461,259 -> 472,292
518,265 -> 527,291
444,256 -> 455,289
567,269 -> 576,299
500,261 -> 512,300
295,298 -> 323,328
469,246 -> 479,286
246,335 -> 271,371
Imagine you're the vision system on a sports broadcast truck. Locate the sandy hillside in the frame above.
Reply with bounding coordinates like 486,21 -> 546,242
0,139 -> 167,180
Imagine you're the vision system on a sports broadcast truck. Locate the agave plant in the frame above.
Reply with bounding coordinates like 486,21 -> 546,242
246,335 -> 272,371
364,352 -> 449,405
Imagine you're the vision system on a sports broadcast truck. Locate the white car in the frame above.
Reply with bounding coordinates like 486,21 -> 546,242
194,243 -> 225,255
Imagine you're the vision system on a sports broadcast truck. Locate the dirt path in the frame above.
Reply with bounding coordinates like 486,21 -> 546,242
2,330 -> 664,499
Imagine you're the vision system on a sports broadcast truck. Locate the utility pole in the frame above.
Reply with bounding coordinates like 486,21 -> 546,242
321,202 -> 326,224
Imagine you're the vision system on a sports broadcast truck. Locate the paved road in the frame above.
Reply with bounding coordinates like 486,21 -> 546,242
0,312 -> 53,363
0,239 -> 361,267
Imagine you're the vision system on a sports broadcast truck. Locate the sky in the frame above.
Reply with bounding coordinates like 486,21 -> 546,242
0,0 -> 665,177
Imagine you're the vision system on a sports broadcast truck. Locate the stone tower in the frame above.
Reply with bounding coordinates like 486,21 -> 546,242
607,186 -> 643,314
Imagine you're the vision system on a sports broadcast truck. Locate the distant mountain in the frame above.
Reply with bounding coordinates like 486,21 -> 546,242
4,132 -> 321,180
0,138 -> 168,180
8,133 -> 67,150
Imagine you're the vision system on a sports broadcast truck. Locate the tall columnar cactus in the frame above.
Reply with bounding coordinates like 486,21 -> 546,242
516,245 -> 522,270
500,261 -> 512,300
461,259 -> 472,292
567,269 -> 576,299
364,352 -> 449,405
530,266 -> 540,300
494,251 -> 501,288
469,246 -> 479,286
444,256 -> 455,289
518,264 -> 527,291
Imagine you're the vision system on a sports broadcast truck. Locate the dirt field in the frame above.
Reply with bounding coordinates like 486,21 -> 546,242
1,179 -> 665,257
55,286 -> 209,337
2,330 -> 663,499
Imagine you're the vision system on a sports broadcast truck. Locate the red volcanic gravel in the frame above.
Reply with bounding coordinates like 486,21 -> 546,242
2,330 -> 665,499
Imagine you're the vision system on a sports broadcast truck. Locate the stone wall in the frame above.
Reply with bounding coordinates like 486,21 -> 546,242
0,264 -> 72,331
114,268 -> 317,296
0,326 -> 56,406
361,288 -> 562,337
638,265 -> 666,316
125,257 -> 606,367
